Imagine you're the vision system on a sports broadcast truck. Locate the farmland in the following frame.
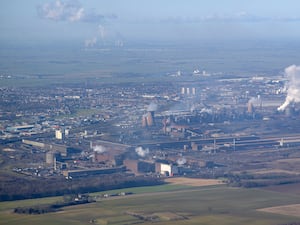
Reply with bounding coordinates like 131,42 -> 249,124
1,179 -> 300,225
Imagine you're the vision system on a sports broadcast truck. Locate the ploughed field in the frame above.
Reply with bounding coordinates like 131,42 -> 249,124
1,179 -> 300,225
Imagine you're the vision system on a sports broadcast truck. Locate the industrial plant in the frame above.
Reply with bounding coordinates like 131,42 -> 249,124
2,65 -> 300,199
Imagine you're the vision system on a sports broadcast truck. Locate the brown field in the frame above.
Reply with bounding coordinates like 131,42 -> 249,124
165,177 -> 224,186
258,204 -> 300,217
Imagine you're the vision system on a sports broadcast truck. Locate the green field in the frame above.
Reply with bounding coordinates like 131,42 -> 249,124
1,183 -> 300,225
0,74 -> 176,88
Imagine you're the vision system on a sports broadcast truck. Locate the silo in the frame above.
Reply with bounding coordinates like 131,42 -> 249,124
181,87 -> 185,95
192,87 -> 196,95
186,88 -> 190,95
247,102 -> 254,113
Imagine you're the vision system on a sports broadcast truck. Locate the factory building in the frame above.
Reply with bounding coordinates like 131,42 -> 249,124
62,166 -> 126,178
123,159 -> 138,174
45,151 -> 60,170
156,163 -> 178,176
55,129 -> 65,140
90,141 -> 129,166
138,160 -> 156,173
123,159 -> 156,175
94,151 -> 117,166
191,142 -> 200,151
22,139 -> 45,148
6,125 -> 35,133
46,151 -> 56,165
22,139 -> 81,157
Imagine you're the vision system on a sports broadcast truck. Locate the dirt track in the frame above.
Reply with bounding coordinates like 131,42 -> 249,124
165,177 -> 224,186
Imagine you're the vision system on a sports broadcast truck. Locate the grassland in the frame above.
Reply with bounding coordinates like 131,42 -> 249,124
1,179 -> 300,225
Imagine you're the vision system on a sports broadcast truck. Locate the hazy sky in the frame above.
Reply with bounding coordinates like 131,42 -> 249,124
1,0 -> 300,46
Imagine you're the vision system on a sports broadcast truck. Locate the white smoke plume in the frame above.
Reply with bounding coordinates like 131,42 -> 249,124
98,25 -> 106,39
135,146 -> 149,157
278,65 -> 300,111
85,37 -> 97,47
93,145 -> 106,154
200,108 -> 213,114
248,96 -> 262,108
38,0 -> 121,48
147,102 -> 158,112
177,157 -> 187,165
37,0 -> 114,23
84,25 -> 107,48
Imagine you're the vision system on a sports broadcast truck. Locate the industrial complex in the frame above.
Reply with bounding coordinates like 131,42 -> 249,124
1,71 -> 300,197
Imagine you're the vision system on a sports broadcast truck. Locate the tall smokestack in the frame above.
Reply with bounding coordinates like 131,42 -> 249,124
147,111 -> 154,126
146,102 -> 157,126
142,115 -> 148,127
248,102 -> 254,113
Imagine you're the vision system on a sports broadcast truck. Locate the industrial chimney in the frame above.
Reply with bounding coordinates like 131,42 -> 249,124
147,111 -> 155,126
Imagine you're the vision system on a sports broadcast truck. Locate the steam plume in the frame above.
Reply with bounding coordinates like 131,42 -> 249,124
93,145 -> 106,153
147,102 -> 158,112
85,37 -> 97,47
135,146 -> 149,157
200,108 -> 212,114
248,96 -> 261,105
177,157 -> 187,165
278,65 -> 300,111
84,25 -> 106,47
38,1 -> 121,48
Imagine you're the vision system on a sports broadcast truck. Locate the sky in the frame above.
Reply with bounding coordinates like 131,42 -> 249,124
1,0 -> 300,46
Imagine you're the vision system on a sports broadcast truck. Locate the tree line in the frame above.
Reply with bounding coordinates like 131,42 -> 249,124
0,173 -> 164,201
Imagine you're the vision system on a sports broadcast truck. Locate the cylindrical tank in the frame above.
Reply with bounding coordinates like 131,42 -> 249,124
192,87 -> 196,95
181,87 -> 185,95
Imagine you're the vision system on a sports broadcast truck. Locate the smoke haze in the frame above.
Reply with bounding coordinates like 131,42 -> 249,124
278,65 -> 300,111
147,102 -> 158,112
